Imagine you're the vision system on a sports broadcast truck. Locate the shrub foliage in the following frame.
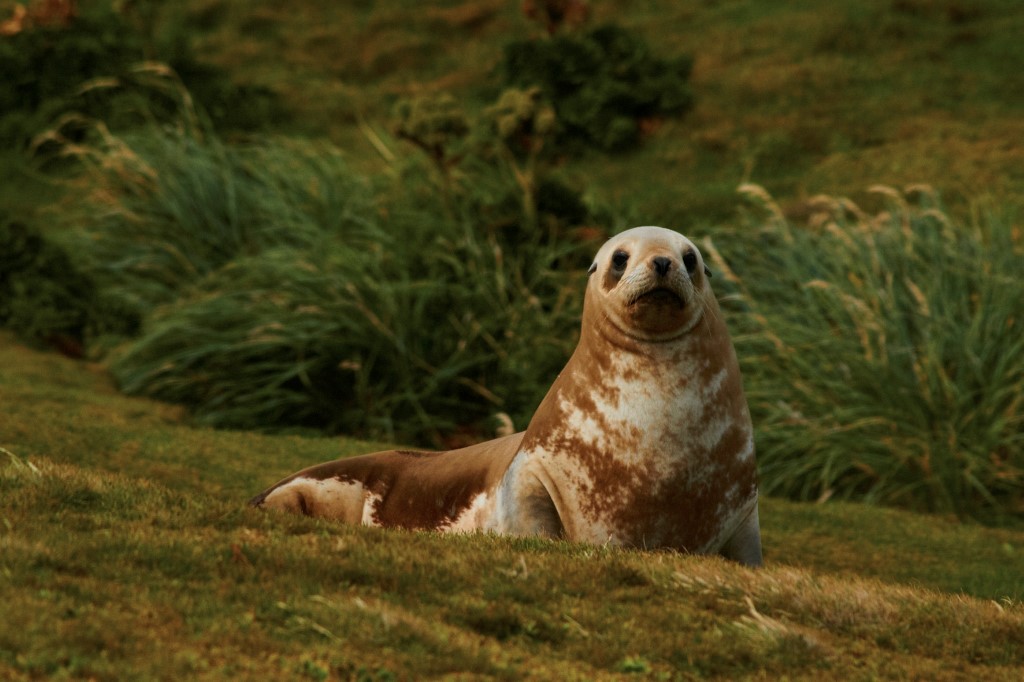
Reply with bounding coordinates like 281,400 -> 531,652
502,24 -> 694,152
0,2 -> 280,149
0,213 -> 138,351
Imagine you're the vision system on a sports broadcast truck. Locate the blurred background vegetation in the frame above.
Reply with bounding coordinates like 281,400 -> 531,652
1,0 -> 1021,522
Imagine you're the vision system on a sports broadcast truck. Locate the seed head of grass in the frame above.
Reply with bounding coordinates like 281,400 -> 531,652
719,185 -> 1024,522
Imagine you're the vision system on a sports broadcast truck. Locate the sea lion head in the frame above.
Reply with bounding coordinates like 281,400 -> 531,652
586,226 -> 714,342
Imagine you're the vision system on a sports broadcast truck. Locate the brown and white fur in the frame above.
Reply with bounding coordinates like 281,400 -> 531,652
249,226 -> 762,566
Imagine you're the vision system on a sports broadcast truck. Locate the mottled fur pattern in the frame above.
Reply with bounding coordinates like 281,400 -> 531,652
250,227 -> 763,566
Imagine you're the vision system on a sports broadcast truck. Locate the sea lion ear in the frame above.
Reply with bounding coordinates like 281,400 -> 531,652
704,264 -> 713,278
588,262 -> 597,275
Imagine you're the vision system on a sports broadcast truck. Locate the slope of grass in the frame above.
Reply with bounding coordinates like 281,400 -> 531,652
174,0 -> 1024,223
3,0 -> 1022,231
3,332 -> 1024,679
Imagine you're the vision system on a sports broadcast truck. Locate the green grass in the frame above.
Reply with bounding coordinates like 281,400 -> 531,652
2,332 -> 1024,679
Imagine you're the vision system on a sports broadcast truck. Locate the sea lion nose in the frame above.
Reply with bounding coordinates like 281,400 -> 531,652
652,256 -> 672,276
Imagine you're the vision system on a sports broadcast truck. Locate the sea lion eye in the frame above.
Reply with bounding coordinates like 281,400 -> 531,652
611,250 -> 629,269
682,251 -> 698,275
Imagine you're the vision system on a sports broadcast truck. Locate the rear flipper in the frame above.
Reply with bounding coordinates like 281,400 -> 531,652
718,503 -> 763,568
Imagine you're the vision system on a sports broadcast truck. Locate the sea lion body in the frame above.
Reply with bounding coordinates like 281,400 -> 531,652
251,227 -> 762,566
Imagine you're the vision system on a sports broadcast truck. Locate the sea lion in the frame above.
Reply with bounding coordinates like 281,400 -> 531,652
250,226 -> 762,566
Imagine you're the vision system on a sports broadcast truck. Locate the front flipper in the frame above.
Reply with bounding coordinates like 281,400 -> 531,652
492,455 -> 564,538
718,503 -> 763,567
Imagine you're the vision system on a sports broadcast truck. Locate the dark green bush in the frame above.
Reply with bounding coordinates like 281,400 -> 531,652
0,214 -> 139,351
394,89 -> 598,259
167,57 -> 284,134
536,176 -> 590,226
0,6 -> 142,147
0,3 -> 281,149
502,24 -> 694,152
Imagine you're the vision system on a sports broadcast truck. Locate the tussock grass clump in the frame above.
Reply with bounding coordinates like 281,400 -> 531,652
55,125 -> 373,311
57,124 -> 584,444
712,184 -> 1024,521
110,226 -> 580,443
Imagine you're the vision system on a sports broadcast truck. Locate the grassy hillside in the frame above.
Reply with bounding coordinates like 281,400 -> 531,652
3,334 -> 1024,679
4,0 -> 1021,226
179,0 -> 1024,223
